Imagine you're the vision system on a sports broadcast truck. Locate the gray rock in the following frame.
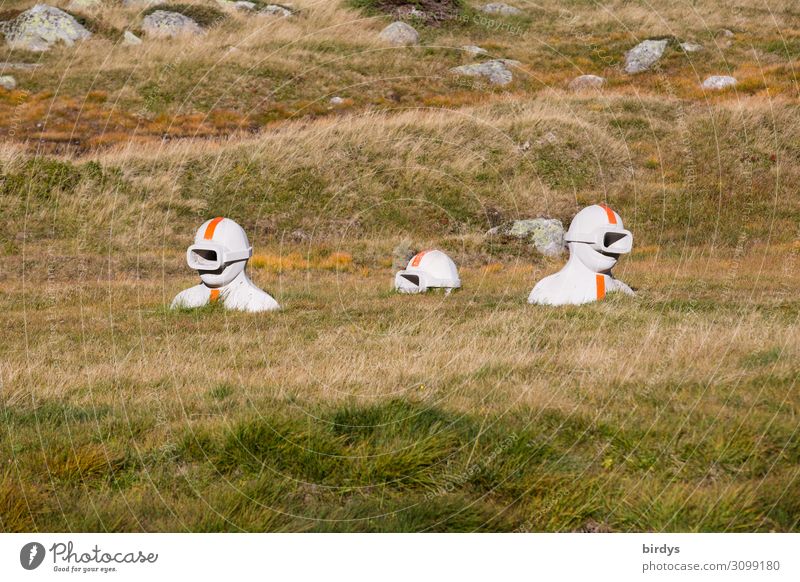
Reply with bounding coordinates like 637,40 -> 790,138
701,75 -> 736,90
450,59 -> 517,86
234,1 -> 257,11
392,240 -> 417,270
480,3 -> 521,15
122,30 -> 142,45
121,0 -> 161,6
379,21 -> 419,46
0,4 -> 92,52
329,96 -> 344,105
717,29 -> 734,48
0,63 -> 41,71
259,4 -> 293,17
142,10 -> 204,38
0,75 -> 17,90
487,219 -> 566,257
461,45 -> 488,56
623,39 -> 668,74
679,41 -> 703,53
569,74 -> 605,91
66,0 -> 103,11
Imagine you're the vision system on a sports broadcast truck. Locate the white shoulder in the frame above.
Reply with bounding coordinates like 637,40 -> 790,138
610,278 -> 635,296
225,280 -> 280,313
171,284 -> 208,309
527,273 -> 562,305
244,288 -> 281,313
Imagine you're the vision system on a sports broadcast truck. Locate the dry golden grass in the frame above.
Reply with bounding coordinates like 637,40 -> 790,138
1,0 -> 799,150
1,242 -> 798,531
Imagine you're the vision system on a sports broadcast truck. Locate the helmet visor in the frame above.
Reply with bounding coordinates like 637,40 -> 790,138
395,271 -> 428,294
187,243 -> 224,271
590,228 -> 633,254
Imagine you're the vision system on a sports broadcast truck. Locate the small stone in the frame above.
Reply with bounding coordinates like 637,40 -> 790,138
568,74 -> 605,91
461,45 -> 488,56
480,3 -> 521,15
717,29 -> 734,48
624,39 -> 668,74
701,75 -> 737,90
66,0 -> 103,11
379,21 -> 419,46
122,30 -> 142,45
234,1 -> 257,10
290,229 -> 309,243
450,59 -> 516,86
329,96 -> 344,105
392,240 -> 417,270
259,4 -> 293,17
0,76 -> 17,90
679,42 -> 703,53
142,10 -> 204,38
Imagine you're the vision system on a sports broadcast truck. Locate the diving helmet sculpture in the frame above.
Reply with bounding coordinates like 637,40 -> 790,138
171,217 -> 280,312
528,204 -> 634,306
395,250 -> 461,294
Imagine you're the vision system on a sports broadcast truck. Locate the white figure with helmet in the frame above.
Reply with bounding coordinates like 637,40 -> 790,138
528,204 -> 634,306
395,249 -> 461,294
171,217 -> 280,312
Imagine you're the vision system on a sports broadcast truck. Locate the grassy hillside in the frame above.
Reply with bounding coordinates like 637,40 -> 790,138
1,0 -> 799,532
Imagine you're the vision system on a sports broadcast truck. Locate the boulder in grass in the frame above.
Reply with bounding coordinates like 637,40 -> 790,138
0,4 -> 92,52
259,4 -> 293,17
66,0 -> 103,11
142,10 -> 204,38
461,45 -> 488,56
486,219 -> 566,257
569,74 -> 605,91
0,76 -> 17,90
679,41 -> 703,53
480,3 -> 521,15
450,59 -> 518,86
379,21 -> 419,46
701,75 -> 736,90
623,39 -> 668,74
123,30 -> 142,45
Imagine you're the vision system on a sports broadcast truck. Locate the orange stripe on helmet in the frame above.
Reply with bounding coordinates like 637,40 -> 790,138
204,217 -> 224,240
596,274 -> 606,300
410,251 -> 428,268
209,289 -> 220,303
599,204 -> 617,225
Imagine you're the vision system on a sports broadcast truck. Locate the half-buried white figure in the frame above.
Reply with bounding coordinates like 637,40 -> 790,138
528,204 -> 634,306
395,250 -> 461,294
171,217 -> 280,312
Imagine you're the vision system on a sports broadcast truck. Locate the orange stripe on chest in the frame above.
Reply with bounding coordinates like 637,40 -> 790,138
204,217 -> 224,240
596,274 -> 606,300
599,204 -> 617,225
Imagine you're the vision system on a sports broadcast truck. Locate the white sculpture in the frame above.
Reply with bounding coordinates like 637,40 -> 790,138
395,250 -> 461,294
171,217 -> 280,312
528,204 -> 634,306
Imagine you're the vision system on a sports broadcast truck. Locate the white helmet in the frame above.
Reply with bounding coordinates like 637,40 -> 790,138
186,217 -> 253,287
394,250 -> 461,294
565,204 -> 633,272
